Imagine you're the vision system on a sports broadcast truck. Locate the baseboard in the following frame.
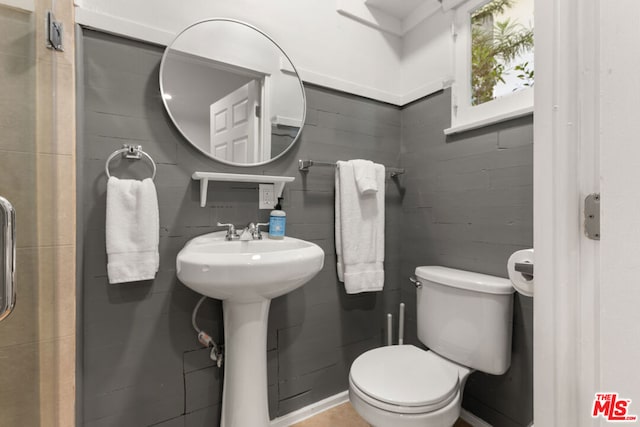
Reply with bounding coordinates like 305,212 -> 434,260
269,393 -> 495,427
270,390 -> 349,427
460,409 -> 494,427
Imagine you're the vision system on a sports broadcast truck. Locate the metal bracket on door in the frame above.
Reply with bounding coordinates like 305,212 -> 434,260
46,11 -> 64,52
584,193 -> 600,240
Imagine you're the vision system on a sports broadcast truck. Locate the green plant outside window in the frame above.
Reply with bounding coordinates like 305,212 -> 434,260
471,0 -> 534,106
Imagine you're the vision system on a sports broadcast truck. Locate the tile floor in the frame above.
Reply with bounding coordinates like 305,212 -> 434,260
291,403 -> 473,427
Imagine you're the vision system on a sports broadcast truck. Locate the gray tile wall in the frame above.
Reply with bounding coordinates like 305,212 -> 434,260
399,90 -> 534,427
78,29 -> 402,426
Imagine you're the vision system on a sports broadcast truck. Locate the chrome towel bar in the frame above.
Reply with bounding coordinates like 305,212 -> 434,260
298,159 -> 405,177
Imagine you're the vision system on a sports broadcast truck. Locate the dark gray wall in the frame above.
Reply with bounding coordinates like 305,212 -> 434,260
78,29 -> 402,426
399,89 -> 534,427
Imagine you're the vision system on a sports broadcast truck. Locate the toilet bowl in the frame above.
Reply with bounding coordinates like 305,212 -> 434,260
348,266 -> 514,427
349,345 -> 471,427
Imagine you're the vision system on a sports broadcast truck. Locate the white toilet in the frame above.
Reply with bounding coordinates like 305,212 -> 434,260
349,266 -> 515,427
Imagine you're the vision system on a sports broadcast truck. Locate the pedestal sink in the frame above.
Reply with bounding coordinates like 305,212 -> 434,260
176,231 -> 325,427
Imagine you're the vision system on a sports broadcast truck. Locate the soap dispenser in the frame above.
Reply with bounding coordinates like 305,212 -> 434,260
269,197 -> 286,239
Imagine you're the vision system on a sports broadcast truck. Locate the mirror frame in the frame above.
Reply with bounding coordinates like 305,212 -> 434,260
159,18 -> 307,167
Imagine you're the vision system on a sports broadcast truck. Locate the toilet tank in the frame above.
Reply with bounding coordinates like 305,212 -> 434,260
415,266 -> 514,375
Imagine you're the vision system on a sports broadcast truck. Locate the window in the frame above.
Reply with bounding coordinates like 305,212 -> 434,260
447,0 -> 534,134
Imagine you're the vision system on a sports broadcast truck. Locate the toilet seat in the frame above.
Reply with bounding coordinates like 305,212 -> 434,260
349,345 -> 460,414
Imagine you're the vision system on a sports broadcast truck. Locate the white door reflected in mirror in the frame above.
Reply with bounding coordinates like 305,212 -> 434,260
210,80 -> 263,163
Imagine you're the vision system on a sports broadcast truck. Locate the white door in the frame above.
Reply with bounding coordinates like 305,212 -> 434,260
210,80 -> 261,163
536,0 -> 640,425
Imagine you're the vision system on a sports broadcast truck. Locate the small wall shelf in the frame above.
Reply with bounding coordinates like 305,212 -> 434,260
192,172 -> 295,207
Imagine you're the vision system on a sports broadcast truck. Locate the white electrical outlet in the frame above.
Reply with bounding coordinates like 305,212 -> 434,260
259,184 -> 275,209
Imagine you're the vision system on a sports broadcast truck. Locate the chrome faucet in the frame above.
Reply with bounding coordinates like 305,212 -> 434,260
253,223 -> 269,240
217,222 -> 238,241
218,222 -> 269,241
239,223 -> 256,241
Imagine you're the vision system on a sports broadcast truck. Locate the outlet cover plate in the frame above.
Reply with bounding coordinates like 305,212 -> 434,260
259,184 -> 275,209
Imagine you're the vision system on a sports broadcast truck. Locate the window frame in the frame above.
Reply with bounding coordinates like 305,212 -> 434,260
445,0 -> 533,135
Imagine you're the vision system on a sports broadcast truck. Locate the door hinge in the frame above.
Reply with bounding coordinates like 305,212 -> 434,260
584,193 -> 600,240
255,105 -> 261,118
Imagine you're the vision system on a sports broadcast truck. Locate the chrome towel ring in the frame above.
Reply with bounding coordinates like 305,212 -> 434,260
105,144 -> 157,180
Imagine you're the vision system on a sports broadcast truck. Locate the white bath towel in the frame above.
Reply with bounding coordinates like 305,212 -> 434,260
106,177 -> 159,284
352,159 -> 378,195
335,160 -> 385,293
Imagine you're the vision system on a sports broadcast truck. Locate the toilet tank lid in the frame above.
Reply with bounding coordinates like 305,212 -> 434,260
415,266 -> 514,295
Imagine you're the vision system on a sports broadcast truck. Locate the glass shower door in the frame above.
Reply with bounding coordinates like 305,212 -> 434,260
0,4 -> 47,426
0,0 -> 76,423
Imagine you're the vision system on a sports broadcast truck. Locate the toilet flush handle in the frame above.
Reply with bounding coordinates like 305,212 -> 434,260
409,276 -> 422,288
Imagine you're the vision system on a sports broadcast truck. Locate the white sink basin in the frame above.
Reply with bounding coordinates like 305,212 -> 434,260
175,230 -> 325,427
176,230 -> 324,302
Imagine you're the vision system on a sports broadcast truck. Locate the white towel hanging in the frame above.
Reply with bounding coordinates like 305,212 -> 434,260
106,177 -> 160,284
335,160 -> 385,293
352,159 -> 378,195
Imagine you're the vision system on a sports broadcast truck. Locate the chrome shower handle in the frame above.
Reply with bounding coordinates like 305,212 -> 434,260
0,196 -> 16,323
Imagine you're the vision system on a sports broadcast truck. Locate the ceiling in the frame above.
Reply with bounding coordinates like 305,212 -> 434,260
364,0 -> 434,20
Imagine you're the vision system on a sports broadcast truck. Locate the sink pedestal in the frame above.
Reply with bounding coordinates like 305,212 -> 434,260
221,299 -> 271,427
176,231 -> 325,426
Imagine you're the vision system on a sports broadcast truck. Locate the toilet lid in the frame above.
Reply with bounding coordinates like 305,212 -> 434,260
350,346 -> 460,408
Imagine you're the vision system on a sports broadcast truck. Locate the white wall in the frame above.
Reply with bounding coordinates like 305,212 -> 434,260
74,0 -> 462,105
401,9 -> 454,104
74,0 -> 404,104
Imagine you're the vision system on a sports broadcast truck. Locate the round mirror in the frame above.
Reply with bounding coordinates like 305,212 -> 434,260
160,19 -> 306,166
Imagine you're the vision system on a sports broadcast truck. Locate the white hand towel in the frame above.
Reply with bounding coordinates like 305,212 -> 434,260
352,159 -> 378,195
106,176 -> 160,284
335,160 -> 385,293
